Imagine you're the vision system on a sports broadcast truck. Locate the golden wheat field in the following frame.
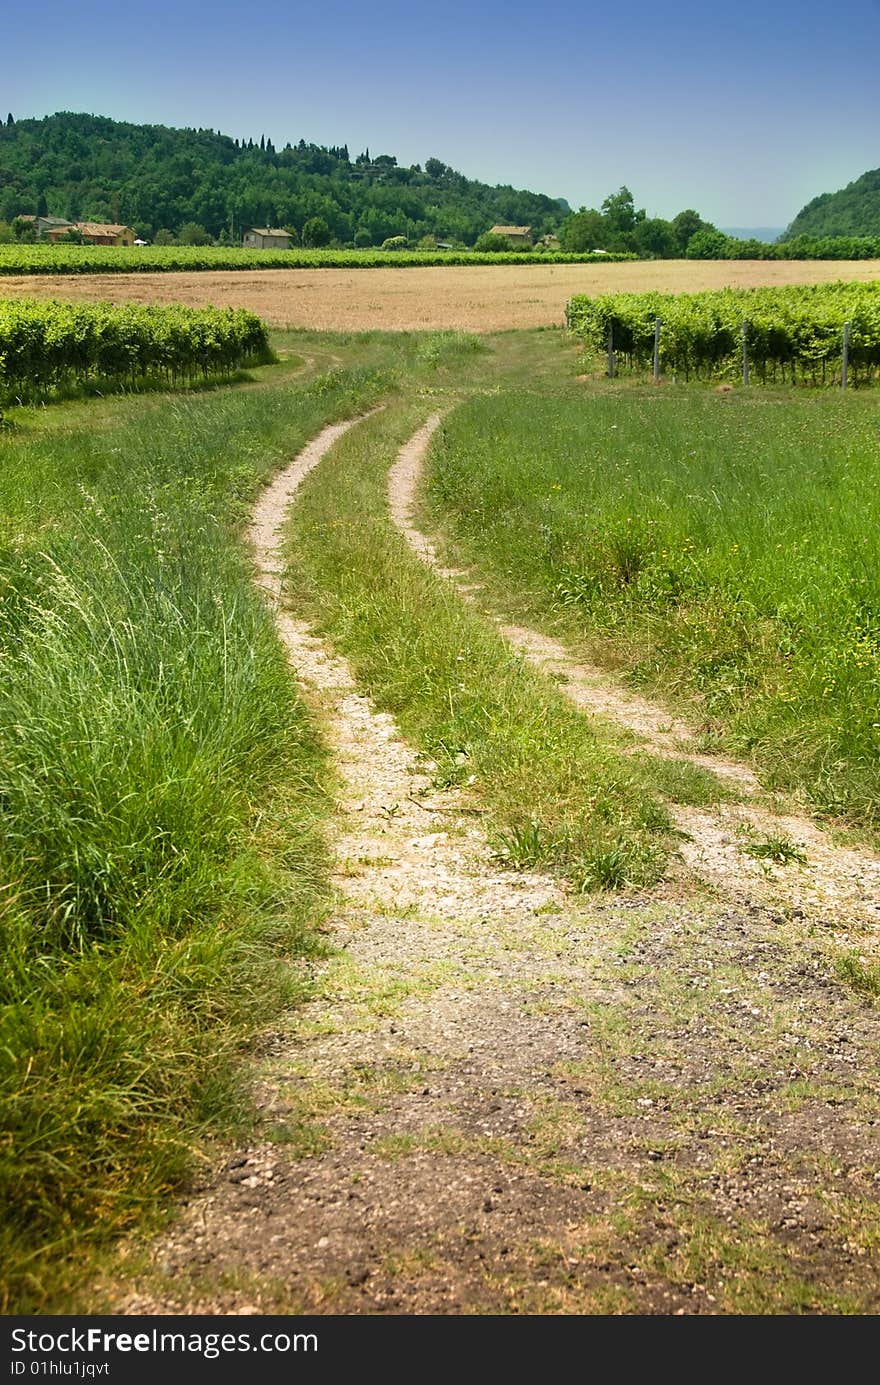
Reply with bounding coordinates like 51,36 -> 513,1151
4,259 -> 880,331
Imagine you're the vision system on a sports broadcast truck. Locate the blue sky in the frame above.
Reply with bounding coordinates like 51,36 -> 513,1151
6,0 -> 879,225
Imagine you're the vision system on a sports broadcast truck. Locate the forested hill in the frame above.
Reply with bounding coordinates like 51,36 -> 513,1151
0,111 -> 569,246
783,167 -> 880,239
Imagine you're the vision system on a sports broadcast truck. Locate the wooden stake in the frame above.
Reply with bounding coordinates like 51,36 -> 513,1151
842,320 -> 851,389
742,322 -> 749,386
607,325 -> 615,379
653,317 -> 662,382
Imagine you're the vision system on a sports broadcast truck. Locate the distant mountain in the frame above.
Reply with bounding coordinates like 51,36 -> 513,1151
783,168 -> 880,239
0,111 -> 567,247
721,227 -> 784,243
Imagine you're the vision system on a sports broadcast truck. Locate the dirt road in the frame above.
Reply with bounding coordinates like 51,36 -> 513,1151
106,414 -> 880,1316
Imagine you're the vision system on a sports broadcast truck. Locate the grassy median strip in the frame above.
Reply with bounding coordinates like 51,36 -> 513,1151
0,359 -> 389,1311
285,396 -> 725,898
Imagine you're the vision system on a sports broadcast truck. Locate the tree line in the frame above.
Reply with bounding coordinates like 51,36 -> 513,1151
2,113 -> 873,257
559,187 -> 880,260
0,112 -> 568,248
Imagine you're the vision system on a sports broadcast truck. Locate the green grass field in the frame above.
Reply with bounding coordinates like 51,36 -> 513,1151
425,380 -> 880,834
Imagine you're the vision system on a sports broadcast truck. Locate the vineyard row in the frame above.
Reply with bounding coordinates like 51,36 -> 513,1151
0,299 -> 270,400
566,282 -> 880,384
0,245 -> 636,276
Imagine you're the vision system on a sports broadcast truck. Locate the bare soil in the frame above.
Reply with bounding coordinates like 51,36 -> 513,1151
101,414 -> 880,1317
4,259 -> 880,331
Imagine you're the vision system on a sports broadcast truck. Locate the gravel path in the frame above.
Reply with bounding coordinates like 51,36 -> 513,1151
107,413 -> 880,1316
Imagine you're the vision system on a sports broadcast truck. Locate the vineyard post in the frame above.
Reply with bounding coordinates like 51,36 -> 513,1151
841,320 -> 850,389
653,318 -> 662,383
607,326 -> 615,379
742,322 -> 750,386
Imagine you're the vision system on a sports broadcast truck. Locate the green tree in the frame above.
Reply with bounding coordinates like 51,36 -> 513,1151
632,217 -> 676,258
560,208 -> 607,252
153,228 -> 176,245
671,209 -> 710,255
686,228 -> 732,259
301,216 -> 330,247
474,231 -> 512,252
178,222 -> 212,245
601,186 -> 644,235
11,217 -> 36,242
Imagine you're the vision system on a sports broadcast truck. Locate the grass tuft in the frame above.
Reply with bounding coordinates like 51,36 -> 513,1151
739,833 -> 808,866
836,952 -> 880,1002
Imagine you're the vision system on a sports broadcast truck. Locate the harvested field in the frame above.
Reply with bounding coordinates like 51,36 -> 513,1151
2,259 -> 880,331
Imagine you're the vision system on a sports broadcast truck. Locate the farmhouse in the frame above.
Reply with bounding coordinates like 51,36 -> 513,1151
37,216 -> 74,238
12,214 -> 75,238
489,224 -> 532,245
46,222 -> 136,246
242,227 -> 292,249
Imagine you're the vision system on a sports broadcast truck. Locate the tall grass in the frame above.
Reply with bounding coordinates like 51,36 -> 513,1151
0,363 -> 387,1310
426,386 -> 880,832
